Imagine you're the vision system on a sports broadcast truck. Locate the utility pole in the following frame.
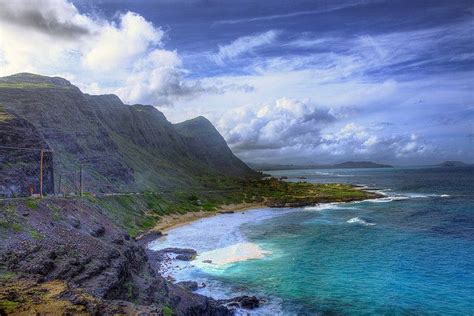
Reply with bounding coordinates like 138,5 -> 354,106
39,149 -> 44,197
58,175 -> 62,196
39,149 -> 53,198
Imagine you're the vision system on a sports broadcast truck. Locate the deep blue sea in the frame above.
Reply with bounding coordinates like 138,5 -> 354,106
151,166 -> 474,315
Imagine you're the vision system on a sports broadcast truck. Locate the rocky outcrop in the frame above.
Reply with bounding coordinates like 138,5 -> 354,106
218,296 -> 261,310
0,198 -> 233,315
155,248 -> 198,261
176,281 -> 199,292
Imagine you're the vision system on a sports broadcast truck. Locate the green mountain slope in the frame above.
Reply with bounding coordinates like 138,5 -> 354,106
0,73 -> 256,197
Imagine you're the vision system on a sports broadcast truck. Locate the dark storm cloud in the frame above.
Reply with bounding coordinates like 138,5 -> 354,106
0,3 -> 90,39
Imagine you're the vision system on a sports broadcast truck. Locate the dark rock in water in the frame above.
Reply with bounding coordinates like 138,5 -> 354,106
136,231 -> 164,246
176,253 -> 194,261
157,247 -> 197,261
239,296 -> 260,309
219,295 -> 261,310
203,260 -> 213,264
176,281 -> 199,292
219,210 -> 235,214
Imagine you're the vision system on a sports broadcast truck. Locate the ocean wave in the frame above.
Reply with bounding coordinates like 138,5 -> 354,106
364,196 -> 410,203
404,193 -> 452,199
314,171 -> 331,175
304,203 -> 341,211
362,192 -> 451,203
347,217 -> 376,226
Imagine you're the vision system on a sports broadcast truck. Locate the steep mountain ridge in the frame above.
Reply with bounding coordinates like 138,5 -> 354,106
175,116 -> 253,176
0,73 -> 256,197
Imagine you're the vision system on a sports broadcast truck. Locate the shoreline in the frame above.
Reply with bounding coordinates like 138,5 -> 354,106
140,186 -> 382,240
140,202 -> 268,238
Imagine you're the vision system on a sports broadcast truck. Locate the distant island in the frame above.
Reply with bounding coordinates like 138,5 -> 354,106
250,161 -> 394,171
437,161 -> 471,167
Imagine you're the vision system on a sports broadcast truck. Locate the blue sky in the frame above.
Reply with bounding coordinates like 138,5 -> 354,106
0,0 -> 472,164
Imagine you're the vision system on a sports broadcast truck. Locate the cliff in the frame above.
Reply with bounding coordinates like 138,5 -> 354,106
0,73 -> 256,197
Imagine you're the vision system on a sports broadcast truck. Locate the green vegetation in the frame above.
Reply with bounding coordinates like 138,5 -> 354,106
0,271 -> 15,282
93,191 -> 208,237
0,106 -> 13,122
0,300 -> 19,313
163,305 -> 173,316
90,178 -> 374,237
26,198 -> 39,210
239,178 -> 369,205
0,204 -> 23,232
0,82 -> 67,89
29,230 -> 44,240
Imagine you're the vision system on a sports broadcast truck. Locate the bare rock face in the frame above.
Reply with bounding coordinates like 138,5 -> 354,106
0,108 -> 54,197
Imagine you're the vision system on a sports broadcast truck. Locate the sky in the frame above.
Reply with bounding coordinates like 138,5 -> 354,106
0,0 -> 473,165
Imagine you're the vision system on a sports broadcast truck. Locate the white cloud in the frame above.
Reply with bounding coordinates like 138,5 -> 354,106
218,97 -> 335,151
212,30 -> 279,65
0,0 -> 216,106
82,12 -> 163,72
214,98 -> 435,164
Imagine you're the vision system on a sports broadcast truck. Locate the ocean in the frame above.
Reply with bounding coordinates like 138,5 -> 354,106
150,166 -> 474,315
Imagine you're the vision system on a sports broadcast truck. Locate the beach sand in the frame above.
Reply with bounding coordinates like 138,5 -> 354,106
144,202 -> 267,236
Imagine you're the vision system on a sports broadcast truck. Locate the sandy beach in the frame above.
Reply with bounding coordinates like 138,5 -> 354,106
146,202 -> 268,235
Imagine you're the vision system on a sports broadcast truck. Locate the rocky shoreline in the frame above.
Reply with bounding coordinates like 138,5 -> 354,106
0,198 -> 235,315
0,188 -> 381,315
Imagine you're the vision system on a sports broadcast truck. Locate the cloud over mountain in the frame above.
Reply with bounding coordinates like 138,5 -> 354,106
0,0 -> 233,106
217,97 -> 436,164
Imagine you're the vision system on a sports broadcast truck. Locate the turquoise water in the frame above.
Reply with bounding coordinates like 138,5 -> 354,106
215,167 -> 474,314
153,166 -> 474,315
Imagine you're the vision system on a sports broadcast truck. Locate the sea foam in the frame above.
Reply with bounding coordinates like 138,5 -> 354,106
195,242 -> 271,268
347,217 -> 376,226
304,203 -> 344,211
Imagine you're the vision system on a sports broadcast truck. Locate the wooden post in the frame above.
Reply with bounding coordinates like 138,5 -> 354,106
58,175 -> 62,196
39,149 -> 44,197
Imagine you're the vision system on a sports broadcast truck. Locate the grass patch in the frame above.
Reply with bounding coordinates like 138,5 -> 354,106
0,82 -> 69,89
26,198 -> 39,210
163,305 -> 173,316
0,271 -> 16,282
60,177 -> 375,238
30,230 -> 43,240
0,220 -> 23,232
0,300 -> 19,314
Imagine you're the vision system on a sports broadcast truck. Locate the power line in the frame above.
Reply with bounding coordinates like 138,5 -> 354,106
0,145 -> 50,151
